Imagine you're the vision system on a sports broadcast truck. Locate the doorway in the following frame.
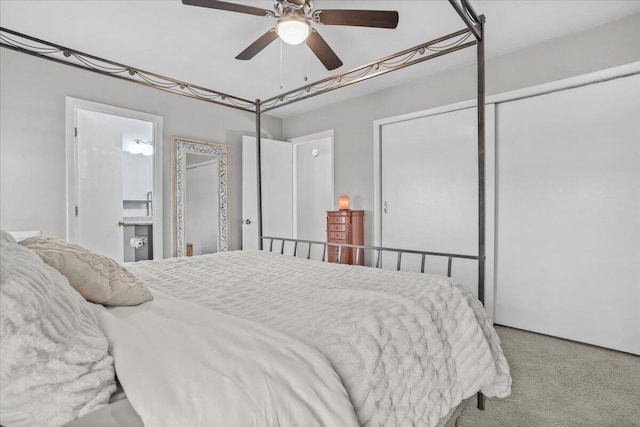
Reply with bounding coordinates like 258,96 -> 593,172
242,131 -> 334,252
66,97 -> 163,262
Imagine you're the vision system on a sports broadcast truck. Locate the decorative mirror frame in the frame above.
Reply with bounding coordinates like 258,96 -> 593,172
171,136 -> 230,257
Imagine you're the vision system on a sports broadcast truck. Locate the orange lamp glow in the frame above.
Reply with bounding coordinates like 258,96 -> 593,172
338,194 -> 350,210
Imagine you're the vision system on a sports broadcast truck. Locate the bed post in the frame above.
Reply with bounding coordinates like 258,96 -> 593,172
255,100 -> 264,250
477,16 -> 486,308
477,13 -> 487,411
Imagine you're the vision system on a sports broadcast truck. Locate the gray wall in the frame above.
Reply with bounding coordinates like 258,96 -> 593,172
282,13 -> 640,246
0,48 -> 282,256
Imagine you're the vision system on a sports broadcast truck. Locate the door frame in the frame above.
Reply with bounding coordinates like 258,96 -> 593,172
288,130 -> 335,239
65,97 -> 164,260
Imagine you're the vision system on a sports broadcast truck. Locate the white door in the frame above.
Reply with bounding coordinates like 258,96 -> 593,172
242,134 -> 334,253
380,106 -> 495,304
67,97 -> 163,261
75,109 -> 124,261
291,135 -> 334,238
242,136 -> 293,250
495,74 -> 640,355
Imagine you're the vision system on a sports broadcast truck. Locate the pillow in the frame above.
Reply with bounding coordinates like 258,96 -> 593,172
0,229 -> 17,244
0,239 -> 116,427
19,237 -> 152,306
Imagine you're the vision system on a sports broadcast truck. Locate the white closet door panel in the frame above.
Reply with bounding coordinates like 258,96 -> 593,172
381,106 -> 494,297
76,110 -> 123,262
496,74 -> 640,354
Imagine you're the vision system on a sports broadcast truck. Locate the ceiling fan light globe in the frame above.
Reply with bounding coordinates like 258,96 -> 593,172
276,17 -> 310,45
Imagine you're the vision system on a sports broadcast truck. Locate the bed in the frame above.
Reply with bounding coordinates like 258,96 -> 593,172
1,232 -> 510,427
1,1 -> 504,425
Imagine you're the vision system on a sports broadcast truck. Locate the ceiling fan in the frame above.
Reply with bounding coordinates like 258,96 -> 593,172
182,0 -> 399,70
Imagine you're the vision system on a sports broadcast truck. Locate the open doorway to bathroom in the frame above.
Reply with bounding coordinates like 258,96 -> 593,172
65,97 -> 163,262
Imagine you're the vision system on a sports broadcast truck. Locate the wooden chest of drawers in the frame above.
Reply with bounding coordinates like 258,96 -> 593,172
326,210 -> 364,265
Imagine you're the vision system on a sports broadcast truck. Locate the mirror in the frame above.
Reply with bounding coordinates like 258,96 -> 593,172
172,137 -> 229,257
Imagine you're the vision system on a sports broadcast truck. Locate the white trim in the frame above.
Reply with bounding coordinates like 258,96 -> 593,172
372,124 -> 381,247
490,60 -> 640,105
484,104 -> 496,322
65,97 -> 164,260
288,130 -> 335,239
373,61 -> 640,130
288,129 -> 335,144
291,143 -> 298,239
374,100 -> 478,130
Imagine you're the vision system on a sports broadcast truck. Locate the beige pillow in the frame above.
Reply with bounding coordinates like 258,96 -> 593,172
19,237 -> 152,306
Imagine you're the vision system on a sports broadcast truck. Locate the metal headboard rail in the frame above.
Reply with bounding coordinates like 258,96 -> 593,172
261,236 -> 478,278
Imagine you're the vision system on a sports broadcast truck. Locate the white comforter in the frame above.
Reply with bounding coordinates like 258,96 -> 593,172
127,250 -> 511,427
93,290 -> 358,427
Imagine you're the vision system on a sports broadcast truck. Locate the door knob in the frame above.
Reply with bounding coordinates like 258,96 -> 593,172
383,201 -> 388,214
245,219 -> 251,225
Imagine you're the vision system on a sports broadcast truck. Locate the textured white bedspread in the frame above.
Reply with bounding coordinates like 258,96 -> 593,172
128,250 -> 511,427
93,290 -> 358,427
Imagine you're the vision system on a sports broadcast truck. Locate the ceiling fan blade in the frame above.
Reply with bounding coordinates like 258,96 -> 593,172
182,0 -> 272,17
305,30 -> 343,71
315,10 -> 399,29
235,29 -> 278,60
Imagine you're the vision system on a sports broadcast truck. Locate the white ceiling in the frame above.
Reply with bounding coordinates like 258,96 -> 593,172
2,1 -> 639,117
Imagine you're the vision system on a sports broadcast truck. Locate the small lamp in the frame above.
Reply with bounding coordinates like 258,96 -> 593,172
338,194 -> 350,210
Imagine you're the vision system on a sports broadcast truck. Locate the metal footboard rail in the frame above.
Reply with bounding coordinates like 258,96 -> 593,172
261,236 -> 478,278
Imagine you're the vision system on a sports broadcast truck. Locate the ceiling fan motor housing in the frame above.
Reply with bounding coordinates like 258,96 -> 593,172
277,0 -> 312,13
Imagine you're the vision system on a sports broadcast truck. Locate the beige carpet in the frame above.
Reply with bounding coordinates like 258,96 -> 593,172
457,326 -> 640,427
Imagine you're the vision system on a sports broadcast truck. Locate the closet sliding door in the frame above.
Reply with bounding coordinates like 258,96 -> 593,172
496,73 -> 640,354
379,105 -> 496,312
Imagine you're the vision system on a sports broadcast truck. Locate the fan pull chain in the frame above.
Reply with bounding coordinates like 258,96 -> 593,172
304,45 -> 308,82
279,39 -> 284,89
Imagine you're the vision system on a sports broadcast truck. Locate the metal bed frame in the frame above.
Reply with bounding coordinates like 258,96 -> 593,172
0,0 -> 487,409
262,235 -> 478,278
